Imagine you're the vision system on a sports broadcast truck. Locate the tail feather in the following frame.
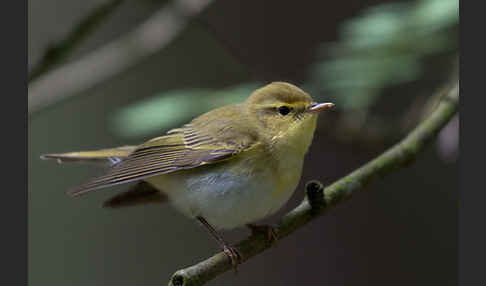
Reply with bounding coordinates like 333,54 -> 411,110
102,181 -> 168,208
40,146 -> 137,165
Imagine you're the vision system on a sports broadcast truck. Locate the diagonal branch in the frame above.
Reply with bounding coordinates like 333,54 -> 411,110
168,80 -> 459,286
29,0 -> 125,82
28,0 -> 213,115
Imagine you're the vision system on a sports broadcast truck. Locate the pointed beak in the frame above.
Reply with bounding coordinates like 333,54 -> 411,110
308,102 -> 334,112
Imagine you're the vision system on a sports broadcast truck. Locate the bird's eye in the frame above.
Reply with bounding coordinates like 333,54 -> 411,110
278,106 -> 291,116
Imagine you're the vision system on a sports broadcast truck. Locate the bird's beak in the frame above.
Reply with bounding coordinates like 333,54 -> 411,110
308,102 -> 334,112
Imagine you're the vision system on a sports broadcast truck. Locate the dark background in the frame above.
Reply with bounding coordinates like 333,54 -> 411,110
28,0 -> 458,285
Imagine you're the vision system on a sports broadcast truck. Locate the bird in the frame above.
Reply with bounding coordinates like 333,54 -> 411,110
41,82 -> 334,270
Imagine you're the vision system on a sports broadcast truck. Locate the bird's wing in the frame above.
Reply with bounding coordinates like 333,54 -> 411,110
70,107 -> 258,196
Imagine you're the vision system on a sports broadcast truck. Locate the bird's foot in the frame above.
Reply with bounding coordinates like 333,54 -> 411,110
246,224 -> 279,246
222,245 -> 241,273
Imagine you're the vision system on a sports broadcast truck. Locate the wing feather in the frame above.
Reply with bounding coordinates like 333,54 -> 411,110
70,111 -> 257,196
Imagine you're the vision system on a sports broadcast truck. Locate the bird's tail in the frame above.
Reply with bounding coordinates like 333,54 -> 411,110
102,181 -> 168,208
40,145 -> 137,165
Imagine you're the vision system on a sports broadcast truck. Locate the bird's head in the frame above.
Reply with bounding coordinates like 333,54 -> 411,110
244,82 -> 334,154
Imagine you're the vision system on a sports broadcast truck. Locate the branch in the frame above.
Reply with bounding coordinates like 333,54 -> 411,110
168,81 -> 459,286
28,0 -> 125,82
28,0 -> 213,115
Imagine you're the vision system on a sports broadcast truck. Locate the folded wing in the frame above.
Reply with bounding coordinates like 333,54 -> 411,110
69,109 -> 258,196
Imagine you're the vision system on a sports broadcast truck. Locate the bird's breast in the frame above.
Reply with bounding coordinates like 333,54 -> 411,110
145,148 -> 304,229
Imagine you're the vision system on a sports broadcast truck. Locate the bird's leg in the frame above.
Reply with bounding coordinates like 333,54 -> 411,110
246,223 -> 279,246
196,216 -> 241,272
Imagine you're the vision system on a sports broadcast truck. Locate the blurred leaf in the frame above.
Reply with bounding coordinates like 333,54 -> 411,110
412,0 -> 459,32
305,0 -> 459,111
110,83 -> 260,138
111,0 -> 459,140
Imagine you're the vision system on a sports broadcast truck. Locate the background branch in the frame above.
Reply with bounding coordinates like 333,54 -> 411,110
28,0 -> 125,82
28,0 -> 213,115
168,80 -> 459,286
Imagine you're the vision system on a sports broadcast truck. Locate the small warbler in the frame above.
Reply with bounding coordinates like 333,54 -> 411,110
41,82 -> 334,269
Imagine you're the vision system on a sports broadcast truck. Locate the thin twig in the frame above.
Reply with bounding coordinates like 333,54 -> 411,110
29,0 -> 125,82
168,81 -> 459,286
28,0 -> 213,115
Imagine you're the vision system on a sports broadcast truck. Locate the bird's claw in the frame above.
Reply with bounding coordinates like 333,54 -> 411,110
223,245 -> 241,273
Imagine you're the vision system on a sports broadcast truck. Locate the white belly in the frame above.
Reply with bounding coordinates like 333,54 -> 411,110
145,156 -> 303,229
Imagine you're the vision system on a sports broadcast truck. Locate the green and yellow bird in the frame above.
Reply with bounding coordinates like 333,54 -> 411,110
41,82 -> 334,268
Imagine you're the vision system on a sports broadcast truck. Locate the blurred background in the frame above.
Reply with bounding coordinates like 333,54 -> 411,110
28,0 -> 459,285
